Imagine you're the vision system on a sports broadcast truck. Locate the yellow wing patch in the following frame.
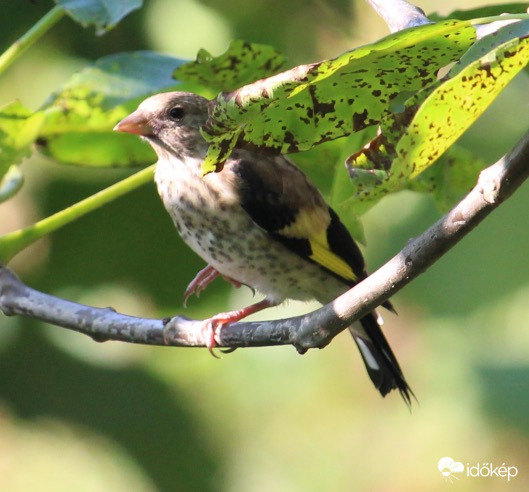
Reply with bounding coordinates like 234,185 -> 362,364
279,206 -> 330,239
278,206 -> 357,282
309,232 -> 357,282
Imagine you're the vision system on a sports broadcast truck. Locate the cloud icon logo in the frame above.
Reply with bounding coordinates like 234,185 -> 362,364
438,457 -> 464,483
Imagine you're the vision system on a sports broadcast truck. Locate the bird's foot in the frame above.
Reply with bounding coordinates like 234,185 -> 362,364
201,315 -> 233,358
202,299 -> 277,356
184,265 -> 219,307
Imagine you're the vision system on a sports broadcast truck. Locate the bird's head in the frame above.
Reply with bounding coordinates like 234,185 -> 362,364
114,91 -> 210,159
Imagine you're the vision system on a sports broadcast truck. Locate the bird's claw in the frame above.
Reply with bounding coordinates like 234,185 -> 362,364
201,316 -> 233,358
219,347 -> 238,354
184,265 -> 250,307
183,265 -> 219,307
200,299 -> 276,357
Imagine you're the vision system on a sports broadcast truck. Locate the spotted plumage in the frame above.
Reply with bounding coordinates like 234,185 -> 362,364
115,91 -> 413,405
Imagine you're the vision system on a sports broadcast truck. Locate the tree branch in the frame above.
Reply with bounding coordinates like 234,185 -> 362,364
365,0 -> 431,32
1,129 -> 529,351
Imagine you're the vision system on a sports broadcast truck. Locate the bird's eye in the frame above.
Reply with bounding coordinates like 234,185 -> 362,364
168,106 -> 185,121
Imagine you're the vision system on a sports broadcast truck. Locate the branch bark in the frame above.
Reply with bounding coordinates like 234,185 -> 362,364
365,0 -> 431,32
2,129 -> 529,352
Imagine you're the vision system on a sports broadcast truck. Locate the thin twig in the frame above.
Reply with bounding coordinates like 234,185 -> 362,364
0,6 -> 66,76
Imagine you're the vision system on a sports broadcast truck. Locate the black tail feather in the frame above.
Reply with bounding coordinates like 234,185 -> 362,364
350,312 -> 414,406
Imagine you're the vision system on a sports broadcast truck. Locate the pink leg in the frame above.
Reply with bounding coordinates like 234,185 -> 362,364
184,265 -> 246,307
184,265 -> 219,307
203,298 -> 277,355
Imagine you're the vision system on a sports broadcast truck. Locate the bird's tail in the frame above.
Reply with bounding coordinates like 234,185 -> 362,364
350,312 -> 414,406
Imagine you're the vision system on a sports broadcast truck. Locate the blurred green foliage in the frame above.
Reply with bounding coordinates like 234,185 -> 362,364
0,1 -> 528,491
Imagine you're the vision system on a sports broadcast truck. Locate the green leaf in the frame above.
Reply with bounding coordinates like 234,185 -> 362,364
54,0 -> 142,35
174,40 -> 287,93
346,19 -> 529,210
408,145 -> 485,212
38,51 -> 186,166
200,19 -> 477,173
38,132 -> 155,167
48,51 -> 185,111
0,101 -> 44,180
391,20 -> 529,181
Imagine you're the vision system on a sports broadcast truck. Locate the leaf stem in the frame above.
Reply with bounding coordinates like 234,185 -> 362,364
0,5 -> 66,76
0,164 -> 156,263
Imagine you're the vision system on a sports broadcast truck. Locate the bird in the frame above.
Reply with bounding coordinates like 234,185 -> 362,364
114,91 -> 413,405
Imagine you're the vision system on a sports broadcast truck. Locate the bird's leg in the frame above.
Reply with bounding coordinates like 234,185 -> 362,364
184,265 -> 252,306
184,265 -> 219,307
203,298 -> 278,355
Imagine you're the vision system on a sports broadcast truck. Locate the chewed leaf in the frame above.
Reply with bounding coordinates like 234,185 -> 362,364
199,131 -> 240,176
341,129 -> 399,213
55,0 -> 142,35
201,20 -> 477,173
347,131 -> 395,172
342,19 -> 529,211
391,22 -> 529,181
174,40 -> 286,92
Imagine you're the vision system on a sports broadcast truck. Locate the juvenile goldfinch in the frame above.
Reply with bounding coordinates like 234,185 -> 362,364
115,91 -> 412,404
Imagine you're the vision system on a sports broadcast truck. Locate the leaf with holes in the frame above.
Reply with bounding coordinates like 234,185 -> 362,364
199,19 -> 478,174
390,19 -> 529,183
174,40 -> 286,93
344,18 -> 529,213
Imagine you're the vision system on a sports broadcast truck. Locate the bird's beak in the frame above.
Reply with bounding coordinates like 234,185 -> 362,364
113,111 -> 153,136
